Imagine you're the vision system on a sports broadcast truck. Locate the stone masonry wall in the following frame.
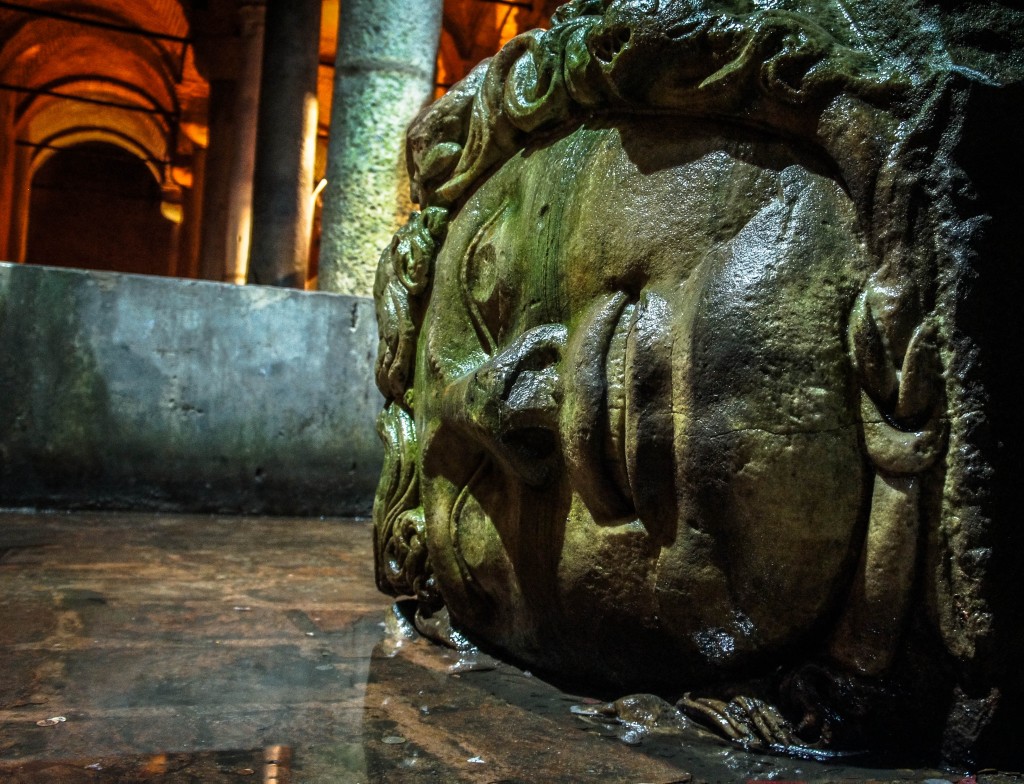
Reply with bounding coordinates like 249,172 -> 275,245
0,263 -> 382,515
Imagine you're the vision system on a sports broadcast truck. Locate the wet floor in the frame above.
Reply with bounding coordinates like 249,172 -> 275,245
0,511 -> 1018,783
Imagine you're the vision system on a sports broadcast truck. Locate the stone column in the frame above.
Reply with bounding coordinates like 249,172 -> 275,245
318,0 -> 444,296
247,0 -> 322,288
9,144 -> 32,264
222,0 -> 265,284
0,92 -> 16,261
197,78 -> 236,280
178,145 -> 206,278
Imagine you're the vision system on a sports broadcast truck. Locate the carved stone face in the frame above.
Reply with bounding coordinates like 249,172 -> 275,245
372,0 -> 1024,760
413,118 -> 872,687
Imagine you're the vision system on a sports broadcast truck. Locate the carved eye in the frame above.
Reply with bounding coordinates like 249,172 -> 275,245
462,203 -> 513,354
466,240 -> 499,309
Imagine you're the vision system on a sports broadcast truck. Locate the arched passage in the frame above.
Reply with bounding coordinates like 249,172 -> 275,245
0,0 -> 559,281
25,140 -> 175,276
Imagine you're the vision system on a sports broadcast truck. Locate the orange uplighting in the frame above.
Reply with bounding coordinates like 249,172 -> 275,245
0,0 -> 205,271
434,0 -> 552,98
0,0 -> 552,277
143,754 -> 169,775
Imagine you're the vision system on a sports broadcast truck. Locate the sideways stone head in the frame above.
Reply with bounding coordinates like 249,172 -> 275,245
371,0 -> 1022,764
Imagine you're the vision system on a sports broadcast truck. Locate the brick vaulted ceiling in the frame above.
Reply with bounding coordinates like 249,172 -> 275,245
0,0 -> 203,197
0,0 -> 557,233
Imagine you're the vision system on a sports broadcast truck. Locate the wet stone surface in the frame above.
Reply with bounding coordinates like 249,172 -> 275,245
0,511 -> 1018,783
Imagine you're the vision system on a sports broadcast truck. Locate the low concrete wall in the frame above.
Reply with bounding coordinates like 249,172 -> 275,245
0,263 -> 383,516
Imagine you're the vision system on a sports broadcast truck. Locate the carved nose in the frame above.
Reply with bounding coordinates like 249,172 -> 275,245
440,324 -> 568,486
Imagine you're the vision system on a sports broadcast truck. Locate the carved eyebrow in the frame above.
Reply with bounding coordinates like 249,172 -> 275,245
459,199 -> 511,357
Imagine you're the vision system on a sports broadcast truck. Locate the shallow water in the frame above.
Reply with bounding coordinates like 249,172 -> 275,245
0,511 -> 1017,783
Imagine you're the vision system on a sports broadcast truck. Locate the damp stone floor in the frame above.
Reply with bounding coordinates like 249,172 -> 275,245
0,511 -> 1018,784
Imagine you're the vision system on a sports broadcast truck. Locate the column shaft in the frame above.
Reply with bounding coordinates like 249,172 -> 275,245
223,2 -> 265,284
318,0 -> 444,296
247,0 -> 322,288
198,78 -> 237,280
0,93 -> 15,261
178,145 -> 206,279
9,145 -> 32,263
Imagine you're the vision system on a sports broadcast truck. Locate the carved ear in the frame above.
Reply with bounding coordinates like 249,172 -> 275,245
830,285 -> 947,676
848,289 -> 898,409
850,288 -> 946,476
894,320 -> 944,425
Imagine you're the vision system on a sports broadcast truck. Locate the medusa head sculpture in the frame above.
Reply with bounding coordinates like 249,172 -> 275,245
370,0 -> 1024,765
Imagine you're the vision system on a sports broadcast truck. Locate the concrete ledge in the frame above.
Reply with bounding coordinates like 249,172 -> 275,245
0,263 -> 383,515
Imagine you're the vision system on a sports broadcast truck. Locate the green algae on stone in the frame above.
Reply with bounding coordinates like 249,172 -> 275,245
370,0 -> 1024,767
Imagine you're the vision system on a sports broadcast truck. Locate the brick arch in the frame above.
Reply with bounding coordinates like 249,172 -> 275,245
0,0 -> 191,98
30,126 -> 165,185
0,24 -> 180,115
0,0 -> 207,266
0,0 -> 189,47
0,0 -> 205,187
25,139 -> 178,274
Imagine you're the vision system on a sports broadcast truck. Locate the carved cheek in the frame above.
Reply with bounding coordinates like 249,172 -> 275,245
655,167 -> 870,662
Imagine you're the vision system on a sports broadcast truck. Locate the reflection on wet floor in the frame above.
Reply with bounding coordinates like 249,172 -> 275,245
0,512 -> 1019,783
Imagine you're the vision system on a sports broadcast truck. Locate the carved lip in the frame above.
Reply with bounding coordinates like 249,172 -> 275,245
561,292 -> 636,522
561,290 -> 677,536
601,297 -> 636,509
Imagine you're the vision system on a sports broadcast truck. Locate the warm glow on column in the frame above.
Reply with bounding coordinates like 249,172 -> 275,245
302,92 -> 319,199
498,6 -> 521,47
160,201 -> 183,224
229,201 -> 252,285
299,91 -> 315,198
300,91 -> 320,283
